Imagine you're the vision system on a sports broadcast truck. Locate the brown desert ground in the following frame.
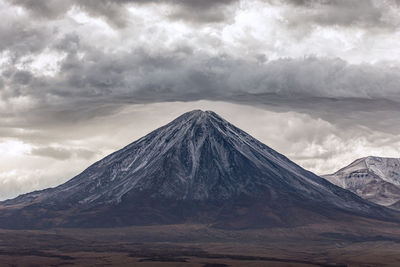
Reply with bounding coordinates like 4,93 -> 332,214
1,217 -> 400,266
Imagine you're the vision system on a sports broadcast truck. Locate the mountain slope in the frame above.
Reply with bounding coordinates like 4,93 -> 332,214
0,111 -> 396,229
323,156 -> 400,209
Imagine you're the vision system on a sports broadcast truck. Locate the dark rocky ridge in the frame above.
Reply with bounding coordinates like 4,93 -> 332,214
0,110 -> 396,229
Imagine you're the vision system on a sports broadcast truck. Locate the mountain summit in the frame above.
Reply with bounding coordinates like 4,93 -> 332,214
0,110 -> 396,229
323,156 -> 400,210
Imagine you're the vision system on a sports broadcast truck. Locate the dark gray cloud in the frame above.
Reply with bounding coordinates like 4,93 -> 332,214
2,39 -> 400,138
165,0 -> 238,23
7,0 -> 72,19
5,0 -> 400,29
30,146 -> 73,160
264,0 -> 400,31
11,70 -> 32,85
6,0 -> 239,26
7,0 -> 130,27
30,146 -> 96,160
42,52 -> 400,103
0,21 -> 52,59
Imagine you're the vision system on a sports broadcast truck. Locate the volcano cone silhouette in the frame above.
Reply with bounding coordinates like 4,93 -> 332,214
0,110 -> 395,229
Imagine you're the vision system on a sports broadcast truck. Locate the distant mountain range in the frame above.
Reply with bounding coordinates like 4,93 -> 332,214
323,156 -> 400,210
0,110 -> 397,229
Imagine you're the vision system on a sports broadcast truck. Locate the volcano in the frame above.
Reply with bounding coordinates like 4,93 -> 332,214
0,110 -> 396,229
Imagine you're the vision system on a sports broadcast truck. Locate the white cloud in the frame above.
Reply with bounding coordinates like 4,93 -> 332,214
0,139 -> 31,156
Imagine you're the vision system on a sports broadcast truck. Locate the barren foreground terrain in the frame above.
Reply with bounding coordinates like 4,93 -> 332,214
1,218 -> 400,266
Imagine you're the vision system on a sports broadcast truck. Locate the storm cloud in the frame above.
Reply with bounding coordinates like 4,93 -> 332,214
5,0 -> 400,29
6,0 -> 240,26
1,0 -> 400,131
2,48 -> 400,134
1,0 -> 400,199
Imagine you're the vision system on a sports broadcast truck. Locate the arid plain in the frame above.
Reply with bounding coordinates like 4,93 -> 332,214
1,219 -> 400,267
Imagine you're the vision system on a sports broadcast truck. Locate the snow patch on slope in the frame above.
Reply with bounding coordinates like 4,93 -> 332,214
323,156 -> 400,207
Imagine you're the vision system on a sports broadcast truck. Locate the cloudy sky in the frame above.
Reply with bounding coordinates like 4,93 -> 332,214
1,0 -> 400,200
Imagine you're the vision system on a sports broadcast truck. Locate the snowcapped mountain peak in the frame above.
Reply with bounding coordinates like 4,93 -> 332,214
173,109 -> 218,121
333,156 -> 400,186
324,156 -> 400,207
363,156 -> 400,185
0,111 -> 395,229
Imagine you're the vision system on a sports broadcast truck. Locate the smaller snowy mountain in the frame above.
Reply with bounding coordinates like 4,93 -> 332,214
323,156 -> 400,209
